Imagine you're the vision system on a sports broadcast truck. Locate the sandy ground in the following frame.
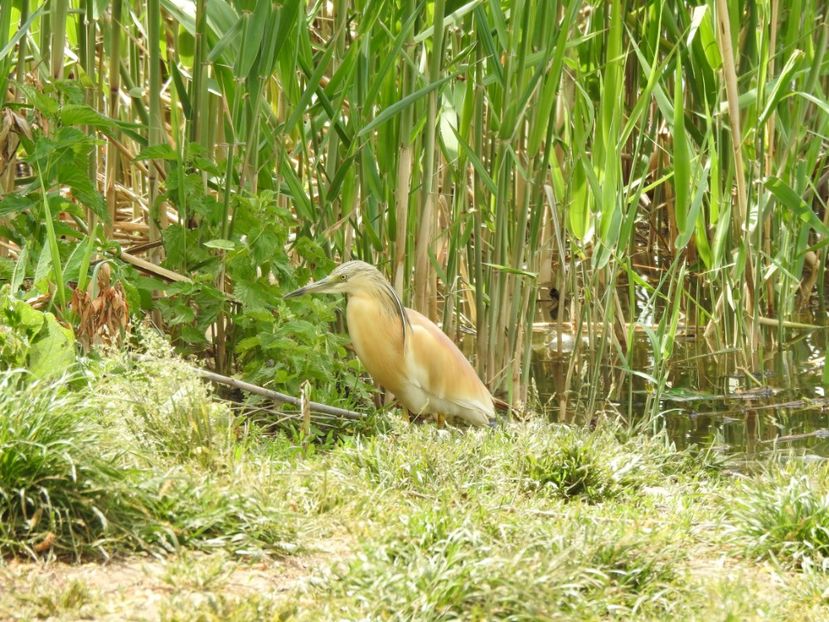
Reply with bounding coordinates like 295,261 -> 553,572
0,538 -> 351,621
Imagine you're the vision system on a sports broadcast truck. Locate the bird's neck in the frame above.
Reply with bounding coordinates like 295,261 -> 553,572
348,283 -> 410,339
348,290 -> 398,322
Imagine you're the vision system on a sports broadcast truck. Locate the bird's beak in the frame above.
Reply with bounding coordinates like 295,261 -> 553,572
284,277 -> 331,298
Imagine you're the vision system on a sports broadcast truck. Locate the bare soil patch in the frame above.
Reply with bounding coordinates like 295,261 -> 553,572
0,537 -> 352,621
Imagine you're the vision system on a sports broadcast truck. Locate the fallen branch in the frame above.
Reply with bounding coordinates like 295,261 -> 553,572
754,315 -> 826,330
192,367 -> 365,421
117,250 -> 192,283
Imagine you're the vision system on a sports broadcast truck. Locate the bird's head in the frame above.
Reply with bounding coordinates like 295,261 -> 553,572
284,260 -> 386,298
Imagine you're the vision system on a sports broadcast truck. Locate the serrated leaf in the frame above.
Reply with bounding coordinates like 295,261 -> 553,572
0,194 -> 36,217
28,313 -> 75,378
136,143 -> 178,160
58,104 -> 116,129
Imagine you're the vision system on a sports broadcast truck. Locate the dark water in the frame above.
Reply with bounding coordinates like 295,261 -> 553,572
532,327 -> 829,458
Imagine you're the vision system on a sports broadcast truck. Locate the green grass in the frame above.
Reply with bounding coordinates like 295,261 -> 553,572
0,334 -> 298,559
729,462 -> 829,571
2,342 -> 829,619
0,369 -> 145,558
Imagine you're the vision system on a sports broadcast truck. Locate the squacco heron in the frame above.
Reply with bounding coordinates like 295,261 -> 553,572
285,261 -> 495,427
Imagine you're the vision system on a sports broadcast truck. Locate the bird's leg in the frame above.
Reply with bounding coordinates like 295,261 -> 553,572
407,409 -> 426,425
435,413 -> 446,428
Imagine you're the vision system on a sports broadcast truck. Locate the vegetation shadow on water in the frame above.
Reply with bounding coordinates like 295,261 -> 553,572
533,320 -> 829,458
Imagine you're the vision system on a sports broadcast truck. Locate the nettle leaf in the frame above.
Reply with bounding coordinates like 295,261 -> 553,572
52,79 -> 86,104
236,336 -> 261,354
180,325 -> 209,346
53,126 -> 94,154
0,194 -> 37,217
162,300 -> 196,325
58,104 -> 116,129
249,229 -> 285,266
163,224 -> 215,271
27,88 -> 60,116
27,313 -> 75,378
233,278 -> 276,310
135,143 -> 179,161
183,180 -> 223,222
281,319 -> 319,341
243,309 -> 274,323
258,334 -> 297,351
191,155 -> 222,176
7,297 -> 45,337
58,165 -> 106,219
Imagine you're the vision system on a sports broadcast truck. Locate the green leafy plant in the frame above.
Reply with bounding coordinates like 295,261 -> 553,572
0,285 -> 75,377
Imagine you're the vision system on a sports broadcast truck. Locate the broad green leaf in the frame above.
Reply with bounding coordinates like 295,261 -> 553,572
677,162 -> 709,250
58,104 -> 116,129
33,242 -> 52,295
0,4 -> 45,60
688,5 -> 721,70
238,0 -> 271,77
358,76 -> 453,138
765,176 -> 829,236
439,89 -> 460,162
11,297 -> 45,335
758,49 -> 804,125
136,144 -> 178,160
711,205 -> 731,269
28,313 -> 75,379
569,160 -> 590,241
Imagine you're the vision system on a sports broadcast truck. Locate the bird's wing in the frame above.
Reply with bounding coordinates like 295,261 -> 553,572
404,308 -> 493,412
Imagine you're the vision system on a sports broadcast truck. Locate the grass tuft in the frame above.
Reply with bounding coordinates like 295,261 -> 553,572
586,536 -> 680,602
0,342 -> 298,560
0,370 -> 147,558
522,429 -> 615,501
729,462 -> 829,570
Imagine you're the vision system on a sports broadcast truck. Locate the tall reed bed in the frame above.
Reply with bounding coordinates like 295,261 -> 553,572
1,1 -> 827,412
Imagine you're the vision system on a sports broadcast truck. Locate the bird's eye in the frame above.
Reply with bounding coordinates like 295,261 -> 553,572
340,274 -> 348,281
